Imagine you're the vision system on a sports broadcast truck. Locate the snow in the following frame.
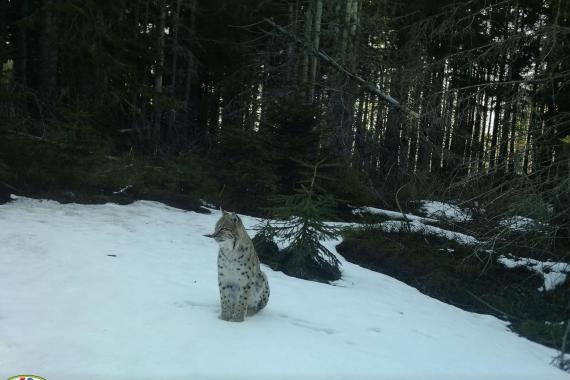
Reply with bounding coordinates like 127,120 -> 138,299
353,206 -> 438,223
378,220 -> 481,245
498,254 -> 570,292
354,203 -> 567,293
352,204 -> 480,245
419,200 -> 473,222
499,216 -> 542,232
0,197 -> 568,380
112,185 -> 132,195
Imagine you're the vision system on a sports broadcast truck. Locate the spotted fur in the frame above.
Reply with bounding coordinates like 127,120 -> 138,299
208,211 -> 269,322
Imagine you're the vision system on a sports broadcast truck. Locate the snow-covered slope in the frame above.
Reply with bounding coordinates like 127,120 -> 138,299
0,198 -> 567,380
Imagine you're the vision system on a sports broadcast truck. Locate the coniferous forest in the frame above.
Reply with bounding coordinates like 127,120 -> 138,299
1,0 -> 570,360
1,0 -> 568,211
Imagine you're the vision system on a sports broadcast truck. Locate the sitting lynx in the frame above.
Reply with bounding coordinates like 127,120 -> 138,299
206,211 -> 269,322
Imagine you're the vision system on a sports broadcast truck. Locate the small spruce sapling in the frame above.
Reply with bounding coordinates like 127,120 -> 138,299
257,158 -> 341,282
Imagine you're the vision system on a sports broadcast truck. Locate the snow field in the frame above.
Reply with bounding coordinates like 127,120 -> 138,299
0,198 -> 568,380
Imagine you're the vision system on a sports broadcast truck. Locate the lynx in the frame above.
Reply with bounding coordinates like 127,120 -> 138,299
206,211 -> 269,322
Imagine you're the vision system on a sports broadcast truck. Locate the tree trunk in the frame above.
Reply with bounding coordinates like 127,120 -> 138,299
385,73 -> 405,173
308,0 -> 323,101
166,0 -> 183,138
417,72 -> 433,172
300,0 -> 313,97
183,0 -> 198,144
488,62 -> 505,170
498,59 -> 515,175
14,0 -> 29,87
153,0 -> 166,147
353,93 -> 367,170
479,79 -> 491,171
325,0 -> 360,158
39,0 -> 58,101
429,65 -> 445,173
508,109 -> 517,173
469,67 -> 483,171
461,76 -> 477,174
407,80 -> 423,172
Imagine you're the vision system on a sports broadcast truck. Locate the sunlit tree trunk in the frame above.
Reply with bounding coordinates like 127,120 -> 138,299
488,63 -> 504,170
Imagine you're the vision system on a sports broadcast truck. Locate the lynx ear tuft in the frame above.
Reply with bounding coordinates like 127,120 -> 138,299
221,206 -> 228,215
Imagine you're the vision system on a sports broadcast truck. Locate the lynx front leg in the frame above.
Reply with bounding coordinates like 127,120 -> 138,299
230,286 -> 250,322
219,283 -> 233,321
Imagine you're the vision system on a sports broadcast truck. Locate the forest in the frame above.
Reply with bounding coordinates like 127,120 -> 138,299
1,0 -> 568,211
0,0 -> 569,368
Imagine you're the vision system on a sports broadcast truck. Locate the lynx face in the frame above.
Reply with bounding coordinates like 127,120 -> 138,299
207,212 -> 242,245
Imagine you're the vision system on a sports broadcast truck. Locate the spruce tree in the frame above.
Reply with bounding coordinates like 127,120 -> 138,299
256,158 -> 341,283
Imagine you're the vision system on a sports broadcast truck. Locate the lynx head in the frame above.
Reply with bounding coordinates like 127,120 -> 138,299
205,211 -> 246,248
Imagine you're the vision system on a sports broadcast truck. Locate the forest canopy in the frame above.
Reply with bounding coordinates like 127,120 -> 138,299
0,0 -> 568,219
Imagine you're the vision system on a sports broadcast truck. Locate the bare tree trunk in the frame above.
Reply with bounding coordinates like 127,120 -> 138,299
522,97 -> 539,175
153,0 -> 166,147
170,0 -> 182,92
286,2 -> 299,82
166,0 -> 183,137
429,65 -> 445,173
324,0 -> 360,158
508,110 -> 517,173
353,93 -> 367,170
498,61 -> 515,175
183,0 -> 198,143
308,0 -> 323,101
441,87 -> 455,171
471,90 -> 483,172
385,73 -> 404,173
39,0 -> 58,101
407,79 -> 423,171
463,95 -> 475,173
14,0 -> 29,87
370,70 -> 386,172
479,83 -> 491,170
209,85 -> 221,139
0,0 -> 5,37
417,69 -> 435,172
300,0 -> 313,97
488,63 -> 504,170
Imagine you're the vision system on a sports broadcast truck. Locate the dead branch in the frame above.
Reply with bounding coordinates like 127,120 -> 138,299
263,18 -> 420,119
